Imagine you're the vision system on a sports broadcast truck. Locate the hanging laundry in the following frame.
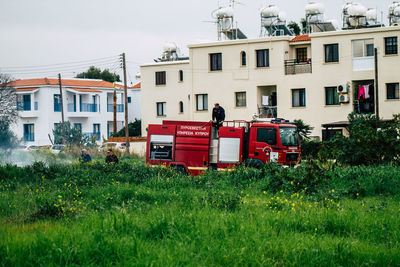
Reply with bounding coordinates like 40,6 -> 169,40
358,85 -> 365,100
364,85 -> 370,99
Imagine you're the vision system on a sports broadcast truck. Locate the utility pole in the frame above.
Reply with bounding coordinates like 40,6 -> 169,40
58,73 -> 66,145
113,83 -> 117,135
122,53 -> 130,151
374,48 -> 380,127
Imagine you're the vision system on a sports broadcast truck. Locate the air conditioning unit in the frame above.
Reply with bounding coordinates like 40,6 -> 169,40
339,94 -> 350,103
337,84 -> 349,94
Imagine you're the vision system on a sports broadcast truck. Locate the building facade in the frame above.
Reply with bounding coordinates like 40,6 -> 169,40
141,26 -> 400,139
10,78 -> 141,146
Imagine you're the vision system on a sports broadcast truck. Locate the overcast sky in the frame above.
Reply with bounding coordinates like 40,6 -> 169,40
0,0 -> 394,83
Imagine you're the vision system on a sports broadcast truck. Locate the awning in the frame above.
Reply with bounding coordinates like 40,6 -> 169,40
321,121 -> 349,128
15,87 -> 39,93
67,88 -> 102,93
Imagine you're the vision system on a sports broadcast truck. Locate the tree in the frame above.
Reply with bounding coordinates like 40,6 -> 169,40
293,119 -> 314,141
300,18 -> 308,34
287,21 -> 301,36
0,74 -> 17,125
0,74 -> 18,150
112,119 -> 141,137
52,121 -> 96,147
76,66 -> 121,83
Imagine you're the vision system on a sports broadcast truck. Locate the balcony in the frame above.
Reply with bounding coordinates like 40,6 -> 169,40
17,101 -> 38,111
285,58 -> 312,75
258,106 -> 277,118
17,102 -> 38,117
107,104 -> 124,113
67,103 -> 97,113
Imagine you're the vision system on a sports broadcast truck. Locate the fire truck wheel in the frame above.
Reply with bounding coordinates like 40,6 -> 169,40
243,159 -> 263,168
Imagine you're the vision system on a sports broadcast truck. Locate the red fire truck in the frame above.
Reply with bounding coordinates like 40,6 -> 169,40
146,119 -> 301,176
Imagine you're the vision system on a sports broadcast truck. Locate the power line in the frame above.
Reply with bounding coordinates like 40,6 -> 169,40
1,55 -> 120,70
2,61 -> 119,75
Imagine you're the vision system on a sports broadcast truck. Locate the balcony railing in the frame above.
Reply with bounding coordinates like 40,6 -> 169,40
81,103 -> 98,112
258,106 -> 277,118
67,103 -> 98,112
284,58 -> 312,75
107,104 -> 124,113
17,102 -> 31,111
84,132 -> 101,141
24,133 -> 34,142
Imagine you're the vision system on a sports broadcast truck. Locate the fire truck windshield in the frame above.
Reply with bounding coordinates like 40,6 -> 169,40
279,127 -> 299,147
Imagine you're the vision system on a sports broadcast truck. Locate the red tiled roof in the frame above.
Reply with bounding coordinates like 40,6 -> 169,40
132,82 -> 141,89
290,35 -> 311,42
68,88 -> 102,93
15,87 -> 39,92
9,78 -> 115,88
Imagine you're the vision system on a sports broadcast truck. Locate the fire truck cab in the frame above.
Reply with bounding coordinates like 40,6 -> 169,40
146,119 -> 301,176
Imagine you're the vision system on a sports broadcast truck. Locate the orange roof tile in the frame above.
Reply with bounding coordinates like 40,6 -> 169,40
290,35 -> 311,42
132,82 -> 141,89
15,87 -> 39,92
68,88 -> 102,93
9,78 -> 115,88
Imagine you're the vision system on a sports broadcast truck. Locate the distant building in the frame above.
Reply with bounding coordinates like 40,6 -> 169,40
140,26 -> 400,140
9,78 -> 141,146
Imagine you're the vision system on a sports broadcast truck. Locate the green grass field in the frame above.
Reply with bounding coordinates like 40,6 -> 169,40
1,158 -> 400,266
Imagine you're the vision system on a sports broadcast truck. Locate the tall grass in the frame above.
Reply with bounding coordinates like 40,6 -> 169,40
1,159 -> 400,266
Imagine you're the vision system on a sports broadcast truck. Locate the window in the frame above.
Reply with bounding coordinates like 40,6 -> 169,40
179,70 -> 183,82
292,89 -> 306,107
235,92 -> 246,107
93,124 -> 100,141
385,37 -> 398,55
256,49 -> 269,67
257,128 -> 276,145
156,102 -> 166,116
54,94 -> 61,112
155,71 -> 166,85
210,53 -> 222,71
196,94 -> 208,111
325,44 -> 339,63
322,129 -> 342,141
325,87 -> 339,105
23,124 -> 34,142
352,39 -> 374,58
387,83 -> 399,99
240,51 -> 246,66
296,48 -> 307,63
127,97 -> 131,103
179,101 -> 184,113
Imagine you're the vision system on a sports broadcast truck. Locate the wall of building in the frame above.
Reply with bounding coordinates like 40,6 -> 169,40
140,26 -> 400,138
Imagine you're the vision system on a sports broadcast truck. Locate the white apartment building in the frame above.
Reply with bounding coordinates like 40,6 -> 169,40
141,26 -> 400,139
10,78 -> 141,146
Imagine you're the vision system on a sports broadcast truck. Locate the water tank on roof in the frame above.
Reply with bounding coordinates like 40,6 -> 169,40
260,5 -> 279,18
163,42 -> 177,53
366,9 -> 376,20
278,11 -> 287,23
305,2 -> 325,15
347,3 -> 367,16
395,6 -> 400,16
216,6 -> 234,18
